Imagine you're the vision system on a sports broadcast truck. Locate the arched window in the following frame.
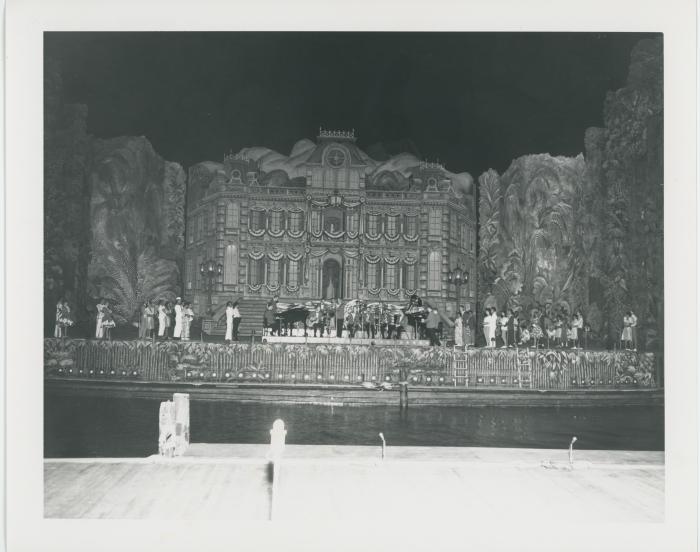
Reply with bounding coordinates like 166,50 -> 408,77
225,202 -> 239,229
428,251 -> 442,291
224,245 -> 238,286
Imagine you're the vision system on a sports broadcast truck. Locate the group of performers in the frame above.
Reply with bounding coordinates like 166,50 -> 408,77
476,307 -> 586,349
54,294 -> 638,352
260,294 -> 437,343
471,307 -> 618,350
136,298 -> 196,341
53,298 -> 75,338
91,297 -> 196,341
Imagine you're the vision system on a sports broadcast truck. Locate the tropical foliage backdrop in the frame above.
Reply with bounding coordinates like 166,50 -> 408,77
44,58 -> 185,331
477,38 -> 662,350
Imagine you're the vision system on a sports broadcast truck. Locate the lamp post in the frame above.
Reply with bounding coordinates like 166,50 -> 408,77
200,259 -> 223,316
447,266 -> 469,316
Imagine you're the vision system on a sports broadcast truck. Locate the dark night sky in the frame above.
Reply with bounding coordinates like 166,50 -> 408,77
46,32 -> 656,175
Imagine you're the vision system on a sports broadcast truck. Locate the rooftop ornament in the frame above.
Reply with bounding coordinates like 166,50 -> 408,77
420,160 -> 445,170
318,126 -> 356,141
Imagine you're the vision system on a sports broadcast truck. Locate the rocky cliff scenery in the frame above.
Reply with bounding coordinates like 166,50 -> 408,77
44,60 -> 185,331
478,37 -> 663,349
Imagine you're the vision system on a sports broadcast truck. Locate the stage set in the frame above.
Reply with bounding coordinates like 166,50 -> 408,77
44,337 -> 660,392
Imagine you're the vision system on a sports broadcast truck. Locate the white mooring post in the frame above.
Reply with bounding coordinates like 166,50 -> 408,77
158,393 -> 190,457
269,419 -> 287,521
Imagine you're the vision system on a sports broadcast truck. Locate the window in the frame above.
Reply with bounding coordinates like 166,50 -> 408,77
185,259 -> 194,290
385,262 -> 398,289
208,207 -> 216,234
404,215 -> 418,238
429,209 -> 442,239
428,251 -> 441,291
223,245 -> 238,286
310,210 -> 321,233
269,211 -> 284,233
196,254 -> 204,289
268,259 -> 280,285
187,220 -> 194,244
288,211 -> 304,233
323,207 -> 344,233
248,258 -> 264,285
346,211 -> 359,234
385,215 -> 399,238
367,214 -> 380,236
250,210 -> 266,231
366,262 -> 380,289
225,202 -> 239,229
197,214 -> 205,241
403,262 -> 417,290
287,259 -> 301,287
450,213 -> 458,243
344,260 -> 357,297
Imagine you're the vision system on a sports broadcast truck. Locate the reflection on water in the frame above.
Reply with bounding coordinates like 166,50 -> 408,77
44,395 -> 664,458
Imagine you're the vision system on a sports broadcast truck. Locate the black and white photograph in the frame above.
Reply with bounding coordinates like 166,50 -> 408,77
5,1 -> 698,551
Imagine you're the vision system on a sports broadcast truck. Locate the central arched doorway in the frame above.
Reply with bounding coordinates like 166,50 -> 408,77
322,258 -> 342,299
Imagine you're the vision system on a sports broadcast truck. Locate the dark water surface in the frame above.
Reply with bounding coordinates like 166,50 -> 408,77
44,395 -> 664,458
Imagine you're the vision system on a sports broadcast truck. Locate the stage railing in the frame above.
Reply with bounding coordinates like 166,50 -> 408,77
44,339 -> 659,390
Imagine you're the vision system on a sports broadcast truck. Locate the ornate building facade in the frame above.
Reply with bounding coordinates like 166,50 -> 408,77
184,130 -> 477,318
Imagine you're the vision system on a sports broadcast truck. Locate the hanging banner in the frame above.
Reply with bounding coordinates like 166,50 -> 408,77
384,255 -> 401,265
267,250 -> 285,261
364,254 -> 381,264
248,250 -> 265,260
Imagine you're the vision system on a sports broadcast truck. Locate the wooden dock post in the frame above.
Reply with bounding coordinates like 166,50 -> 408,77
158,393 -> 190,457
173,393 -> 190,456
399,365 -> 409,409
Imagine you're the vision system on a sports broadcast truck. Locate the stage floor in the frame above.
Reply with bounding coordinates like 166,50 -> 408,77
263,335 -> 430,347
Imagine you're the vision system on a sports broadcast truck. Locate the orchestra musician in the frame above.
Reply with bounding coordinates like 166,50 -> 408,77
363,306 -> 375,339
310,304 -> 325,337
380,307 -> 391,339
334,299 -> 344,338
344,308 -> 356,339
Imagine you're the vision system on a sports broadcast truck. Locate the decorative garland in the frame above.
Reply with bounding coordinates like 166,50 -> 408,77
323,229 -> 346,239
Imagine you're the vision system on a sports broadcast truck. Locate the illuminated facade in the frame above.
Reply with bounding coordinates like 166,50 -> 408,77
184,130 -> 477,317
